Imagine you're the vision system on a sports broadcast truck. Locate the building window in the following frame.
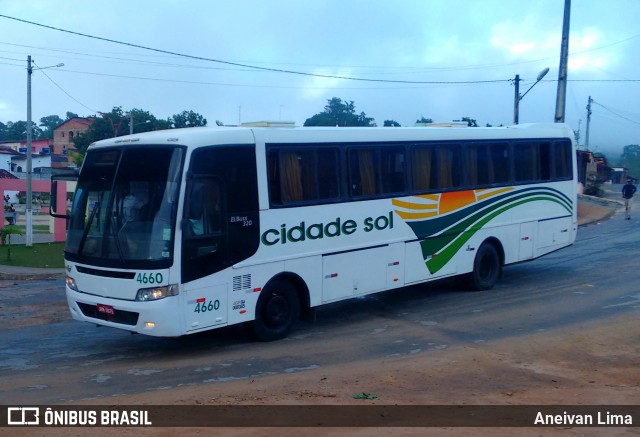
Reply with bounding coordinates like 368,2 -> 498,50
69,131 -> 74,139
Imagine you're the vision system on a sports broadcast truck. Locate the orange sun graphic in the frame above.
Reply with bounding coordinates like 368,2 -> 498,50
438,190 -> 477,215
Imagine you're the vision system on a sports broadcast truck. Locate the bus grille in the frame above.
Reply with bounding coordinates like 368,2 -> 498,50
77,303 -> 139,326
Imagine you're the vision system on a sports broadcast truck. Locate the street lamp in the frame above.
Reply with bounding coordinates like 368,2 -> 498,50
129,115 -> 151,135
513,67 -> 550,125
26,56 -> 64,246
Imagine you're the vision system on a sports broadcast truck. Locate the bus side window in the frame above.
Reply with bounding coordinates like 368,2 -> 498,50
268,147 -> 340,206
554,140 -> 573,179
437,145 -> 462,189
514,142 -> 539,182
349,148 -> 378,197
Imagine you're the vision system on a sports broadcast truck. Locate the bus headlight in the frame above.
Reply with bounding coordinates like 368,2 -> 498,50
135,284 -> 179,301
66,276 -> 78,291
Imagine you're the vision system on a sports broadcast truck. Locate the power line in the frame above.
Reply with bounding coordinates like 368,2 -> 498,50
592,100 -> 640,126
1,29 -> 639,75
54,67 -> 507,89
1,17 -> 639,86
0,14 -> 509,85
32,61 -> 96,113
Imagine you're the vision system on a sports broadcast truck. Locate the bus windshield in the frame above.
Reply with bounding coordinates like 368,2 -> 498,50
65,146 -> 184,268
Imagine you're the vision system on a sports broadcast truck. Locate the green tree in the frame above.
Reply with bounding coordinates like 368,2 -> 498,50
0,224 -> 24,260
620,144 -> 640,179
171,110 -> 207,128
304,97 -> 376,127
2,120 -> 43,140
72,107 -> 127,158
39,115 -> 64,139
128,108 -> 158,134
384,120 -> 401,127
415,117 -> 433,124
66,111 -> 79,120
70,107 -> 206,164
460,117 -> 478,127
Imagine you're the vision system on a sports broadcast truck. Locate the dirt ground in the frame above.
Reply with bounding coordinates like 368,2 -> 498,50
2,284 -> 638,436
2,201 -> 638,435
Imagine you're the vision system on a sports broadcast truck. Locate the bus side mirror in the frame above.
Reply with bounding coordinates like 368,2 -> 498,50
50,171 -> 78,219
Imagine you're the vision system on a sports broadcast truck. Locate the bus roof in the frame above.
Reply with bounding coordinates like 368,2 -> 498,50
88,123 -> 575,150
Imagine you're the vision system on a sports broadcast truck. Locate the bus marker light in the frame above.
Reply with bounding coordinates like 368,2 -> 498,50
196,298 -> 206,303
240,310 -> 246,314
253,288 -> 262,293
145,322 -> 155,329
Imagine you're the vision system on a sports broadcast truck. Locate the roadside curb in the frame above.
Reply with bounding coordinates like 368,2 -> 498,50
0,270 -> 65,281
577,194 -> 622,227
578,193 -> 625,208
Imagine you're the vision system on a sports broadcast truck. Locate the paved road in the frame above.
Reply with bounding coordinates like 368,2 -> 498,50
0,212 -> 638,404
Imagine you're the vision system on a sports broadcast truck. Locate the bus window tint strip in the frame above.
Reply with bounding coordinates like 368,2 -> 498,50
266,139 -> 573,208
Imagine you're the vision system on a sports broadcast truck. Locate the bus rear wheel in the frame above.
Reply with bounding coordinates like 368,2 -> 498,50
251,279 -> 300,341
465,242 -> 500,291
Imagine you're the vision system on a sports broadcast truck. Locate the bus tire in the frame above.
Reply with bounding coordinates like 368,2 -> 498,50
465,242 -> 500,291
251,279 -> 300,341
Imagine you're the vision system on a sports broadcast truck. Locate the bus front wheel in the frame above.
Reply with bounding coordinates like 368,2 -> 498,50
251,279 -> 300,341
465,242 -> 501,291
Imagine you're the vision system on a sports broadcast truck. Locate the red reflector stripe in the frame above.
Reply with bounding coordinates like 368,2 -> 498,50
240,310 -> 246,314
253,288 -> 262,293
196,298 -> 206,303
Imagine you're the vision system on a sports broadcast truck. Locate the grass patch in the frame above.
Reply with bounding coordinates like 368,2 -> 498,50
0,243 -> 65,268
13,224 -> 50,234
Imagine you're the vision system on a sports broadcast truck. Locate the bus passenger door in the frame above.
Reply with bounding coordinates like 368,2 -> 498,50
181,177 -> 229,331
182,177 -> 228,283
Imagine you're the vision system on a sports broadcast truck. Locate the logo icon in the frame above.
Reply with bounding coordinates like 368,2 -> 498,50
7,407 -> 40,425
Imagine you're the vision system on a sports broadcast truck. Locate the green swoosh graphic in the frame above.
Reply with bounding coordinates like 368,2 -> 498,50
425,196 -> 569,273
405,187 -> 572,239
394,187 -> 574,275
419,191 -> 571,259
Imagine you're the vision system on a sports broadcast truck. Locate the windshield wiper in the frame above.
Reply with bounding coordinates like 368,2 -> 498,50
77,195 -> 102,256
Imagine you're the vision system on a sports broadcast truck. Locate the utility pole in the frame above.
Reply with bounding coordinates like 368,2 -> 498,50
25,55 -> 33,247
585,96 -> 593,150
24,56 -> 63,247
554,0 -> 571,123
513,74 -> 521,124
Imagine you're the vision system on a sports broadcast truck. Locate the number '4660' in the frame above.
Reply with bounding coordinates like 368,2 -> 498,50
194,300 -> 220,313
136,272 -> 163,284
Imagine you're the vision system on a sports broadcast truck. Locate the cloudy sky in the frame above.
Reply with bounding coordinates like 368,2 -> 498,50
0,0 -> 638,155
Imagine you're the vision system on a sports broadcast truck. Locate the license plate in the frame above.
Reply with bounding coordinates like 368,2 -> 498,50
97,304 -> 115,316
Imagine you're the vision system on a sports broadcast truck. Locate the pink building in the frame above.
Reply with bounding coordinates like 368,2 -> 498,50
52,117 -> 95,166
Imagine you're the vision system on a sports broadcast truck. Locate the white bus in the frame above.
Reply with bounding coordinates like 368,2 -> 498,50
55,123 -> 577,340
